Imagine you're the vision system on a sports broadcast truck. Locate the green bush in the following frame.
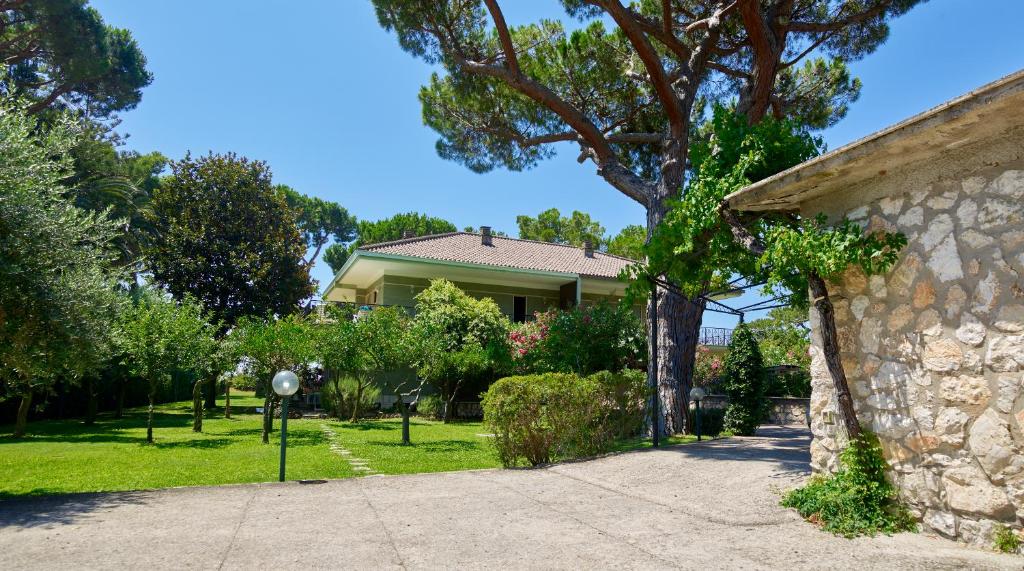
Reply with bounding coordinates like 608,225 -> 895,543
721,324 -> 768,436
228,374 -> 258,392
321,376 -> 380,420
416,394 -> 442,418
482,370 -> 648,467
993,524 -> 1022,554
688,406 -> 726,438
781,432 -> 916,537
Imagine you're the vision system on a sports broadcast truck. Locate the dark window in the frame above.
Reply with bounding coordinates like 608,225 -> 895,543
513,296 -> 527,323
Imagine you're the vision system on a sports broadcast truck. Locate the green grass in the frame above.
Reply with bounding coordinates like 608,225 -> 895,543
0,393 -> 704,498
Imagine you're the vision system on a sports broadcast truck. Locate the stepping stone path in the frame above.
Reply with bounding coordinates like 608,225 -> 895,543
320,424 -> 376,475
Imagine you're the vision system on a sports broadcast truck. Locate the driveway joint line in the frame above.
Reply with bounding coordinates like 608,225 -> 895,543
216,484 -> 260,571
357,478 -> 407,570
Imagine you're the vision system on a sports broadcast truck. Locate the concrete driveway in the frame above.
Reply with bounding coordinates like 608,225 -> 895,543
0,426 -> 1018,570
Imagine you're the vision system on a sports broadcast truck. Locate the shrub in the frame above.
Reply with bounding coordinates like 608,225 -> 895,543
482,370 -> 648,467
508,303 -> 645,375
688,406 -> 726,438
992,524 -> 1022,554
781,432 -> 916,537
229,374 -> 258,392
321,376 -> 380,420
720,324 -> 767,436
416,394 -> 442,418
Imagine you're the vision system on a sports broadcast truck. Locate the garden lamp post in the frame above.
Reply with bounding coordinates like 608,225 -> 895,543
689,387 -> 706,442
272,370 -> 300,482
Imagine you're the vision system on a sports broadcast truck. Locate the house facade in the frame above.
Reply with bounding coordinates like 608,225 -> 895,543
324,228 -> 637,321
726,70 -> 1024,546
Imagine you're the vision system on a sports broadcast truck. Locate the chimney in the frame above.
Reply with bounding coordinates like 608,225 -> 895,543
583,240 -> 594,258
481,226 -> 493,246
401,229 -> 415,239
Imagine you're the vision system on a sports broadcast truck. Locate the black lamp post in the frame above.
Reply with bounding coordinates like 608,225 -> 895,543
690,387 -> 706,442
272,370 -> 300,482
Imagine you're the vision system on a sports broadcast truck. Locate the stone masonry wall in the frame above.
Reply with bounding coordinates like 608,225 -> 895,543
803,137 -> 1024,547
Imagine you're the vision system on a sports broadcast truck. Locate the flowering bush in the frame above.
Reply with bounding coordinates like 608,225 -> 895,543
507,303 -> 645,375
692,345 -> 724,389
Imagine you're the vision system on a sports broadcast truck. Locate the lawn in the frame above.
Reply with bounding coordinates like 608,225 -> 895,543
0,392 -> 702,498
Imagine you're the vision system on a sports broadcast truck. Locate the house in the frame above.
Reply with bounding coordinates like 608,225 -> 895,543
324,227 -> 635,320
725,69 -> 1024,545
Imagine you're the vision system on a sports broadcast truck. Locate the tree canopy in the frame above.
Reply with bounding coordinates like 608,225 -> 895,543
147,153 -> 315,328
324,212 -> 457,273
279,184 -> 358,270
517,207 -> 605,248
0,0 -> 152,118
0,96 -> 125,435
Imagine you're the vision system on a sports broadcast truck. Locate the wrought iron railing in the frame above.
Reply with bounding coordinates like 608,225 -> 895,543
699,327 -> 733,347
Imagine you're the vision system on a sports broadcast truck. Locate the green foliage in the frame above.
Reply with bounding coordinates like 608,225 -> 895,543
992,524 -> 1022,554
320,375 -> 380,420
516,208 -> 606,248
509,303 -> 645,376
413,279 -> 510,419
415,394 -> 442,419
748,307 -> 811,397
325,212 -> 458,273
482,370 -> 648,467
606,225 -> 646,261
147,153 -> 314,326
782,432 -> 916,537
0,96 -> 125,404
233,314 -> 314,383
689,406 -> 726,439
720,324 -> 767,436
1,0 -> 153,118
692,346 -> 725,388
278,184 -> 357,268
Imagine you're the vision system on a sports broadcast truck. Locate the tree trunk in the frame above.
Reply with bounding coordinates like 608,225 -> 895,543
204,374 -> 217,409
807,271 -> 862,440
147,388 -> 156,443
262,390 -> 274,444
192,379 -> 204,432
84,376 -> 97,426
350,382 -> 364,422
115,377 -> 125,419
13,391 -> 32,438
443,393 -> 456,424
399,401 -> 411,445
224,381 -> 231,419
646,194 -> 705,436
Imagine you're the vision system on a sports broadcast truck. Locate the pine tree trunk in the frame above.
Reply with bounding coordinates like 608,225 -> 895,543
224,382 -> 231,419
192,379 -> 204,432
13,392 -> 32,438
84,376 -> 97,425
807,271 -> 862,440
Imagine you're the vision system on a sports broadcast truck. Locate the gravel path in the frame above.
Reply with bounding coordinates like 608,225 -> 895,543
0,426 -> 1018,570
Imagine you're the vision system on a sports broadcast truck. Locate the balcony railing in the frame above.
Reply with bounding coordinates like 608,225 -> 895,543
699,327 -> 733,347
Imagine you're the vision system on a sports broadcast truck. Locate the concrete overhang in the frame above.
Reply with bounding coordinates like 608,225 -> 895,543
725,69 -> 1024,212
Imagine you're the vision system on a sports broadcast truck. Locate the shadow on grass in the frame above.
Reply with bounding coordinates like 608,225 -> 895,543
368,439 -> 485,453
0,490 -> 150,529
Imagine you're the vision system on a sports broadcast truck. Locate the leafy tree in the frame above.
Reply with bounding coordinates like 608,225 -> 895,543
516,208 -> 605,248
372,0 -> 921,435
606,224 -> 645,261
148,153 -> 314,408
117,291 -> 218,443
279,184 -> 358,269
720,324 -> 767,436
312,313 -> 365,420
413,279 -> 509,421
233,314 -> 314,442
326,212 -> 457,273
0,0 -> 152,117
357,306 -> 417,420
748,307 -> 811,397
0,97 -> 125,437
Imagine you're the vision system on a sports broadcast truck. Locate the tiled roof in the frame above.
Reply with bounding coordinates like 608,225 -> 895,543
358,232 -> 635,279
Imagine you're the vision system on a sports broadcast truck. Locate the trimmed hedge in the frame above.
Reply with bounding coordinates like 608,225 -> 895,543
481,370 -> 647,467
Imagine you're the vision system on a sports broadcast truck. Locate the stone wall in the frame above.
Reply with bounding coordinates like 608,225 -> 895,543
701,395 -> 810,426
803,139 -> 1024,546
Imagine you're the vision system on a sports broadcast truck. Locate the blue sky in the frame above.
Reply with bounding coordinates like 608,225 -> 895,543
92,0 -> 1024,327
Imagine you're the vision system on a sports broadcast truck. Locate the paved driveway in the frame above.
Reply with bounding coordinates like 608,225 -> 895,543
0,426 -> 1018,570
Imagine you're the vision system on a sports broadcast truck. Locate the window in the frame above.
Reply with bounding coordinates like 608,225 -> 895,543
513,296 -> 527,323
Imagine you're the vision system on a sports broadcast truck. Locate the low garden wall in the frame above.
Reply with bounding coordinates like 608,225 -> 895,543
701,395 -> 810,426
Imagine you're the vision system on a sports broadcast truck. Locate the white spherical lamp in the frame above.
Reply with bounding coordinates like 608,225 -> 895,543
272,370 -> 300,397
